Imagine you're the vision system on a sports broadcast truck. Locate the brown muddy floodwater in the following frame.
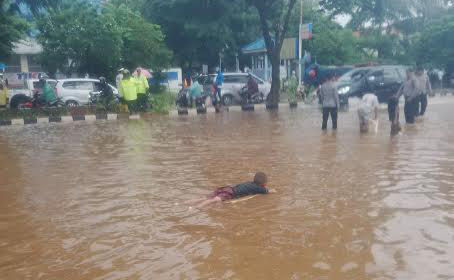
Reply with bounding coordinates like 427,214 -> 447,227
1,97 -> 454,280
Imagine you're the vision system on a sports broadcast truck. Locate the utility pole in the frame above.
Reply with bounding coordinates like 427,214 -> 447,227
219,51 -> 222,71
298,0 -> 303,86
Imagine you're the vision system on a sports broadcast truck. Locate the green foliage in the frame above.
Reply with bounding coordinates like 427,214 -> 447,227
9,0 -> 61,16
246,0 -> 298,105
0,1 -> 29,61
36,0 -> 171,80
37,0 -> 123,78
144,0 -> 260,69
320,0 -> 412,28
0,107 -> 69,120
415,11 -> 454,72
304,16 -> 363,64
149,92 -> 176,114
104,2 -> 172,71
284,2 -> 363,65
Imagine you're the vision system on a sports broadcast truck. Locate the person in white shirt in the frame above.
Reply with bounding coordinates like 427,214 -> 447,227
116,68 -> 125,98
357,93 -> 379,133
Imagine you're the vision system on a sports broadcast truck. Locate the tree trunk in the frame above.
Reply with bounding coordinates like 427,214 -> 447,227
268,51 -> 281,106
250,0 -> 297,107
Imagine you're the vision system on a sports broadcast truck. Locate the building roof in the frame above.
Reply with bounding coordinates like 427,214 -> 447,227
13,38 -> 43,55
242,38 -> 267,54
242,37 -> 298,59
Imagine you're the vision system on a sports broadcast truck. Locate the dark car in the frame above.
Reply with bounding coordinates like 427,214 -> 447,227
335,65 -> 407,104
304,64 -> 354,87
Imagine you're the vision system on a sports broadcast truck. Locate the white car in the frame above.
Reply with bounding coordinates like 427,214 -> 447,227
214,73 -> 271,106
10,79 -> 58,98
56,78 -> 118,107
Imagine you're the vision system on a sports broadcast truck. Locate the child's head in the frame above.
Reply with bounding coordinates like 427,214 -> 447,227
254,172 -> 268,187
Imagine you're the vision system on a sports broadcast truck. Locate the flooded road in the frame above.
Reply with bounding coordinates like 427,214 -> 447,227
1,97 -> 454,280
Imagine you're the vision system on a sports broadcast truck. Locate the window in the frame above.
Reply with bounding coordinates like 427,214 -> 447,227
383,68 -> 401,83
33,81 -> 43,89
48,81 -> 57,88
223,76 -> 239,83
236,75 -> 249,84
75,81 -> 94,90
94,82 -> 102,92
367,70 -> 384,83
62,81 -> 77,89
395,67 -> 406,80
254,77 -> 264,85
63,81 -> 94,90
224,75 -> 249,84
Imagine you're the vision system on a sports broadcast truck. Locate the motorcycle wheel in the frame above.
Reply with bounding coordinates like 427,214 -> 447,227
10,94 -> 32,109
253,93 -> 264,104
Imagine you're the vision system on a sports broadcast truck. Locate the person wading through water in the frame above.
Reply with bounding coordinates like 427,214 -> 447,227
320,73 -> 339,131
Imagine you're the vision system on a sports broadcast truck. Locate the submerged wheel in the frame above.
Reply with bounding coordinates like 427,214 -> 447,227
65,100 -> 79,108
222,94 -> 234,106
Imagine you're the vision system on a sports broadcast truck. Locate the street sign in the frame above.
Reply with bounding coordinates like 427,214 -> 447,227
299,23 -> 313,40
0,63 -> 6,70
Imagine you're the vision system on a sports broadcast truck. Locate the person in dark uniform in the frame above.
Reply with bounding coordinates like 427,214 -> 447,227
320,73 -> 339,130
98,77 -> 114,108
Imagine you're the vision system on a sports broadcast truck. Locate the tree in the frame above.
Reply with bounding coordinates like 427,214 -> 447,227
246,0 -> 298,106
319,0 -> 412,29
415,10 -> 454,74
144,0 -> 260,71
320,0 -> 453,29
36,0 -> 171,79
0,1 -> 28,61
104,2 -> 172,71
8,0 -> 61,15
37,0 -> 123,78
286,3 -> 363,66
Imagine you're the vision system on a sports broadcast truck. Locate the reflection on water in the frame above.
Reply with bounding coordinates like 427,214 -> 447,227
1,99 -> 454,279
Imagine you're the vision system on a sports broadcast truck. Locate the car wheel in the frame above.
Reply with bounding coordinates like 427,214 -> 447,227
66,100 -> 79,108
222,94 -> 234,106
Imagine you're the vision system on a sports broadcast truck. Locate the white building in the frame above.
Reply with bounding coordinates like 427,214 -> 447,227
2,38 -> 44,87
242,37 -> 299,81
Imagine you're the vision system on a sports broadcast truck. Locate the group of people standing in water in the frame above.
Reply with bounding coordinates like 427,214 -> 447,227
318,65 -> 432,135
387,65 -> 432,135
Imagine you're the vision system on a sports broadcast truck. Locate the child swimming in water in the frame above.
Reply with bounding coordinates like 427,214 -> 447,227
187,172 -> 276,208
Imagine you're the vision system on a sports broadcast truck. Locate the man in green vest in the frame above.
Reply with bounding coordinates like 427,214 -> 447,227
136,68 -> 150,111
120,70 -> 138,113
287,71 -> 298,103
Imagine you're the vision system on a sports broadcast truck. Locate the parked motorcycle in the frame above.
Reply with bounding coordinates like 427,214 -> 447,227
88,91 -> 120,106
176,88 -> 189,108
176,88 -> 209,108
10,91 -> 64,109
239,87 -> 264,105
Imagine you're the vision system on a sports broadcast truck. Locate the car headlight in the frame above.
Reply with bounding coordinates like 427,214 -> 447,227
338,86 -> 350,95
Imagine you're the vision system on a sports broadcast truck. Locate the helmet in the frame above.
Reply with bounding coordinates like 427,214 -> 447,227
99,77 -> 106,83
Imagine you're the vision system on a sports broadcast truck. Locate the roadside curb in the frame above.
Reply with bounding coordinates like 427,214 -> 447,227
0,113 -> 141,127
169,102 -> 301,116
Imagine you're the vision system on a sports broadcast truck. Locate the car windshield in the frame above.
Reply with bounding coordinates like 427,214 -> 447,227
338,69 -> 370,83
